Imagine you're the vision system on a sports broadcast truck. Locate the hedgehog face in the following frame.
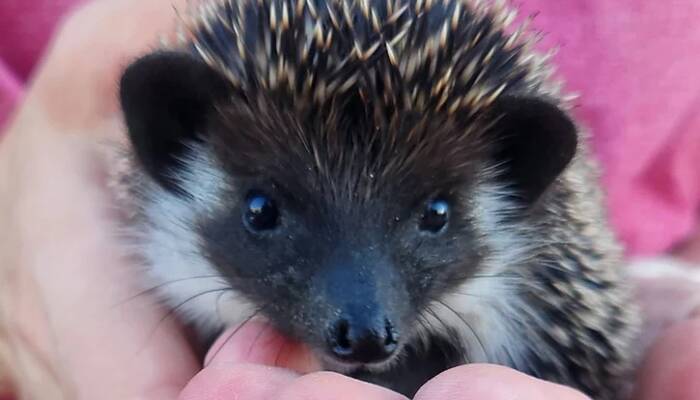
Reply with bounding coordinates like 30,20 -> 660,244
120,51 -> 577,372
194,129 -> 487,367
197,178 -> 482,367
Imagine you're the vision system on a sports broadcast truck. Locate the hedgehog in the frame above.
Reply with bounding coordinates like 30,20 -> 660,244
114,0 -> 640,398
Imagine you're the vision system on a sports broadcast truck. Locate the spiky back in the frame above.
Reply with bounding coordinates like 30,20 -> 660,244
177,0 -> 563,117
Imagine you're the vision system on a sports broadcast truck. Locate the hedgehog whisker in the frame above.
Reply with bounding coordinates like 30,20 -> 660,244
215,289 -> 229,323
158,288 -> 234,329
469,273 -> 522,280
414,311 -> 431,337
450,291 -> 489,300
204,303 -> 270,367
430,298 -> 487,360
417,308 -> 473,364
113,274 -> 225,308
421,305 -> 470,364
422,306 -> 451,338
273,335 -> 288,368
246,318 -> 273,359
138,287 -> 235,355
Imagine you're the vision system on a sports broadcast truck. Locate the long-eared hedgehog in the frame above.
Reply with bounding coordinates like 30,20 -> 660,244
115,0 -> 640,398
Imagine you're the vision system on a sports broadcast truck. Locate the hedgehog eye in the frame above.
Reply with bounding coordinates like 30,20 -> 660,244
420,199 -> 449,233
244,192 -> 279,232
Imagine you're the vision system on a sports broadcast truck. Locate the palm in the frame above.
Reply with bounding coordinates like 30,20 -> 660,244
1,125 -> 198,399
0,1 -> 198,396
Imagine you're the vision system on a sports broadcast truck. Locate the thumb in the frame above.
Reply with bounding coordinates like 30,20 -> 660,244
415,364 -> 590,400
204,319 -> 322,373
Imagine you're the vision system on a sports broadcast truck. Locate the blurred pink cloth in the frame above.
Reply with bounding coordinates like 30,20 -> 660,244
0,0 -> 698,256
519,1 -> 700,256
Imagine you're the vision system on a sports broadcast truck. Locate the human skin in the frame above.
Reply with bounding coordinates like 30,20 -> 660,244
0,1 -> 698,399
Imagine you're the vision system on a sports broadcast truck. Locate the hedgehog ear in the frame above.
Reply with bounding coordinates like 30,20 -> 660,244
120,51 -> 231,193
488,96 -> 578,205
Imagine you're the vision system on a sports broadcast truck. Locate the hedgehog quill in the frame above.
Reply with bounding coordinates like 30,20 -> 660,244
115,0 -> 639,398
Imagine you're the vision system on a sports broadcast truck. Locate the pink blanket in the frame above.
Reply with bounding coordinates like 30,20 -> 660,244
1,0 -> 698,257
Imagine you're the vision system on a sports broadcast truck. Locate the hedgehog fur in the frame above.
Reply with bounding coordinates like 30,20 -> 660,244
115,0 -> 640,399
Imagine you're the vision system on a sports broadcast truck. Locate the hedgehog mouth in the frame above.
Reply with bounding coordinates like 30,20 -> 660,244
316,343 -> 406,374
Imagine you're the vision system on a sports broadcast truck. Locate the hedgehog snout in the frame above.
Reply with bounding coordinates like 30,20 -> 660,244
307,254 -> 410,366
326,308 -> 399,364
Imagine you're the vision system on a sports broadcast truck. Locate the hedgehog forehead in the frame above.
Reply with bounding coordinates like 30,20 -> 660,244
182,0 -> 562,205
207,95 -> 486,205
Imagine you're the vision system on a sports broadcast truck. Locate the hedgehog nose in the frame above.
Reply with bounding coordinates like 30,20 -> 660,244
327,315 -> 398,364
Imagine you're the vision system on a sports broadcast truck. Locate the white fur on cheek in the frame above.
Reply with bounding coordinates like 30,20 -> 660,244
133,146 -> 255,335
420,182 -> 535,368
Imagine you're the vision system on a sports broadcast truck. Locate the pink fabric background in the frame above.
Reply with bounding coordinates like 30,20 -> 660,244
0,0 -> 698,257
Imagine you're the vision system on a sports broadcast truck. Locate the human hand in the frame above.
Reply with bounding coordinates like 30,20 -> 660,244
0,1 -> 199,399
179,321 -> 590,400
629,257 -> 700,400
